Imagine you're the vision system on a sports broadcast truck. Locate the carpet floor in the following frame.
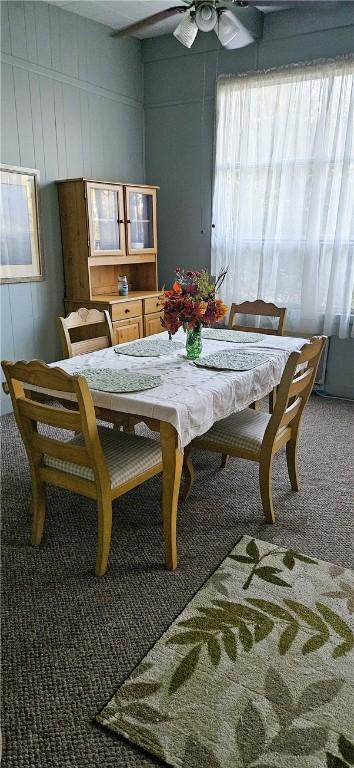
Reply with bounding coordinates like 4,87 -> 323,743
1,395 -> 354,768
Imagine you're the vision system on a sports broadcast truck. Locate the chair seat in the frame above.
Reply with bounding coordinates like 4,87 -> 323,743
44,426 -> 162,488
195,408 -> 271,454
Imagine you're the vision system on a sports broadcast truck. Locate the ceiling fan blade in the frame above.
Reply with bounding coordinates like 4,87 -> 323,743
111,6 -> 190,38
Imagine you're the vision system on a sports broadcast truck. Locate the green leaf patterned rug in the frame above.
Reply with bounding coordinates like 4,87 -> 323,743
96,536 -> 354,768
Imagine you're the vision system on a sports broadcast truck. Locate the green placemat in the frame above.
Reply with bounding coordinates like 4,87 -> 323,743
203,328 -> 266,343
75,368 -> 162,393
97,535 -> 354,768
193,350 -> 272,371
114,339 -> 184,357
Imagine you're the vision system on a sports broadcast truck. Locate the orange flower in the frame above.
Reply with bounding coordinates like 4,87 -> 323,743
214,300 -> 228,320
172,281 -> 182,294
164,282 -> 182,298
195,300 -> 208,318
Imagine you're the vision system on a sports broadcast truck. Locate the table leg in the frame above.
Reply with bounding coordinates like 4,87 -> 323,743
160,421 -> 183,570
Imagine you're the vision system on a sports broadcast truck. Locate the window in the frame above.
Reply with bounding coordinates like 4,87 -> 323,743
211,59 -> 354,337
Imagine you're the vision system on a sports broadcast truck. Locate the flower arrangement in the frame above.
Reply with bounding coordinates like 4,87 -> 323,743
162,268 -> 228,335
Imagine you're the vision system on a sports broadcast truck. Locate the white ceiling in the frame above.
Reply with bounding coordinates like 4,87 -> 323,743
47,1 -> 191,38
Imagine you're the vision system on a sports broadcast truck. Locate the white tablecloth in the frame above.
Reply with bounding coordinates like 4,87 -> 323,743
48,328 -> 308,449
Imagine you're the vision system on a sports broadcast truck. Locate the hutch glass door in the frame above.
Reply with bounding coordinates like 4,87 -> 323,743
87,183 -> 125,256
126,187 -> 156,254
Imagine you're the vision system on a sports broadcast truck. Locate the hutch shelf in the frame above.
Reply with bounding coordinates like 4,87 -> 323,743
57,178 -> 164,345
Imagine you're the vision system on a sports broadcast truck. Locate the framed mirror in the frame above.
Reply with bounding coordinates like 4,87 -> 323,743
0,165 -> 44,283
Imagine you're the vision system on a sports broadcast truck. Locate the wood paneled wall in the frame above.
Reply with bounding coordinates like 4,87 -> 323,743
143,5 -> 354,289
142,7 -> 354,397
1,1 -> 144,414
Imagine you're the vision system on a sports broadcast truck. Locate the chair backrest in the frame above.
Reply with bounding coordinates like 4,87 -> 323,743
264,336 -> 327,445
1,359 -> 110,493
228,300 -> 287,336
58,308 -> 114,359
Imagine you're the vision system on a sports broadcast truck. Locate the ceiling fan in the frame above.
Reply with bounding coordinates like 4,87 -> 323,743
111,1 -> 255,50
111,0 -> 343,49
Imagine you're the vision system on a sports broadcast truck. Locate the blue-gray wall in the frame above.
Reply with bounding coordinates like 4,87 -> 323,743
1,3 -> 353,407
324,337 -> 354,400
0,1 -> 144,414
143,5 -> 354,286
143,5 -> 354,397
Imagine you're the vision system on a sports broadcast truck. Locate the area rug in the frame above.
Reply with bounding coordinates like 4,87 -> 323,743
96,536 -> 354,768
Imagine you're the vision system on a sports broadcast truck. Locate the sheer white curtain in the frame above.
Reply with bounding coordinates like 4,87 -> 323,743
211,58 -> 354,337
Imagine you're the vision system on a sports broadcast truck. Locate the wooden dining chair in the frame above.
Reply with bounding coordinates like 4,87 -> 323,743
182,336 -> 326,524
228,299 -> 287,336
2,359 -> 163,576
228,300 -> 287,412
58,307 -> 114,359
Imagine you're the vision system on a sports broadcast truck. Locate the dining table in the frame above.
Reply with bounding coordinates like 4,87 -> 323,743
27,327 -> 308,571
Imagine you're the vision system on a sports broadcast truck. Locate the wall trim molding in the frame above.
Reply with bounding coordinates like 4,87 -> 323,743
144,95 -> 214,110
142,22 -> 354,66
1,52 -> 143,110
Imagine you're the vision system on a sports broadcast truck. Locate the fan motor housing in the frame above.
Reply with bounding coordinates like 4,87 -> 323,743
195,1 -> 218,31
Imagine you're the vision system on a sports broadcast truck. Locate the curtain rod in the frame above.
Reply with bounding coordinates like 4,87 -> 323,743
217,54 -> 354,84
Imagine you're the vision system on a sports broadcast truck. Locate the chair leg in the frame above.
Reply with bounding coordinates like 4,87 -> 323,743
269,388 -> 277,414
122,416 -> 135,434
31,474 -> 46,545
286,438 -> 300,491
96,496 -> 113,577
221,454 -> 229,468
259,455 -> 276,523
250,401 -> 261,410
182,443 -> 195,500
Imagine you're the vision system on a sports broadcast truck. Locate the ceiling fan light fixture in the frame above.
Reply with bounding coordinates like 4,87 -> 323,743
216,9 -> 254,48
173,11 -> 198,48
195,2 -> 218,32
215,10 -> 240,46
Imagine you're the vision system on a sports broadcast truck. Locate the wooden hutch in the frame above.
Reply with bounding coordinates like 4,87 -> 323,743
57,178 -> 164,345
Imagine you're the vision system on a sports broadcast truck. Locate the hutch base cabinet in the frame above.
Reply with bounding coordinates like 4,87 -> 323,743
57,178 -> 164,344
64,291 -> 164,345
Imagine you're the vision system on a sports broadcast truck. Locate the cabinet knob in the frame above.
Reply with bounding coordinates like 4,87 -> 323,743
117,219 -> 124,224
211,223 -> 215,229
125,308 -> 130,313
126,219 -> 131,224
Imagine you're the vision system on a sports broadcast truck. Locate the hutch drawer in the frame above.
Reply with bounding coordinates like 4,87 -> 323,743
144,294 -> 164,315
111,299 -> 143,322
